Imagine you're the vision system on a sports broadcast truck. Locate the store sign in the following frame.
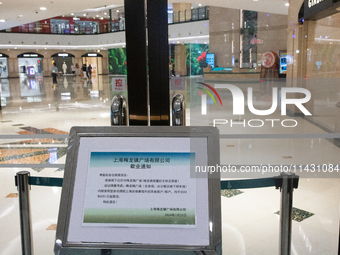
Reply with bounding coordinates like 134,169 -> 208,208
58,53 -> 68,57
308,0 -> 324,8
261,52 -> 275,68
249,34 -> 263,45
112,78 -> 126,91
304,0 -> 333,20
23,54 -> 38,57
171,77 -> 185,91
88,53 -> 97,57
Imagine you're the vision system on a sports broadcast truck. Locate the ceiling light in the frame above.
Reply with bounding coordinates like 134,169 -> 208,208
285,3 -> 289,6
0,19 -> 6,22
40,7 -> 47,10
100,17 -> 104,20
0,2 -> 2,4
253,0 -> 258,1
198,4 -> 202,6
104,13 -> 107,15
96,15 -> 99,17
116,10 -> 120,12
83,14 -> 86,16
71,13 -> 74,15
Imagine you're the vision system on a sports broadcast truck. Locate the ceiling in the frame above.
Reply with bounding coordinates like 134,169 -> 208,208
0,0 -> 290,30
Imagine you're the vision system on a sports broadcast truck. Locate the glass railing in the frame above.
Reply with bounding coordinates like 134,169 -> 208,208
168,6 -> 209,24
0,7 -> 209,35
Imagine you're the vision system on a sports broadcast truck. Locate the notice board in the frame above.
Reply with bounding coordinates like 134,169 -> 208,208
54,126 -> 221,255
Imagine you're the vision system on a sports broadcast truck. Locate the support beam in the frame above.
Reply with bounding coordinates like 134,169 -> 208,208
124,0 -> 148,125
147,0 -> 170,126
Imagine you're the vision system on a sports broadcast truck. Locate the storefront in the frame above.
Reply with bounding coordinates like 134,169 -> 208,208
50,19 -> 70,34
294,0 -> 340,133
17,52 -> 44,77
51,52 -> 75,75
81,53 -> 103,76
75,21 -> 99,34
0,53 -> 9,79
17,53 -> 44,96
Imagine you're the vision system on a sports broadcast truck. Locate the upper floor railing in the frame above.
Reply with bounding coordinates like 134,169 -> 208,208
0,7 -> 209,35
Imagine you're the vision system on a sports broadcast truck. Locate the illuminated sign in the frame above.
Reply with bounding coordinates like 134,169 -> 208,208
206,53 -> 215,68
23,54 -> 38,57
308,0 -> 324,8
88,54 -> 97,57
58,54 -> 68,57
0,54 -> 2,57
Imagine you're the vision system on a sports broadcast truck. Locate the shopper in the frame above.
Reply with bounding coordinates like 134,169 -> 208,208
71,63 -> 76,76
82,64 -> 87,80
51,62 -> 59,87
88,64 -> 92,79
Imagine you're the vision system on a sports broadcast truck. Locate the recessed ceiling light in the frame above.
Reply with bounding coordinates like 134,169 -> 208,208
0,19 -> 6,22
0,2 -> 2,4
83,14 -> 86,16
40,7 -> 47,10
96,15 -> 99,17
253,0 -> 258,1
104,13 -> 107,15
117,10 -> 119,12
71,13 -> 74,15
285,3 -> 289,6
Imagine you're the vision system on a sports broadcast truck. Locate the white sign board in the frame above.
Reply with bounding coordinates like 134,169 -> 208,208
112,78 -> 126,92
55,126 -> 221,254
171,77 -> 185,91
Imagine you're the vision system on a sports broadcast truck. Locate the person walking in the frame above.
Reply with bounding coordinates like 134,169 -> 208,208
82,64 -> 87,80
71,63 -> 76,77
51,62 -> 59,88
88,64 -> 92,79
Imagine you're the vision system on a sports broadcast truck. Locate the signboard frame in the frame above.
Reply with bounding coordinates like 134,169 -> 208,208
55,126 -> 221,255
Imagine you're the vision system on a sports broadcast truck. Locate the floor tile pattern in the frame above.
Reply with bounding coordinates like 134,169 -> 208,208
5,193 -> 18,198
275,207 -> 315,222
46,224 -> 57,231
221,189 -> 244,198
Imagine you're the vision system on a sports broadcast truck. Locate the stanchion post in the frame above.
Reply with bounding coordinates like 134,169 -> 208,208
279,172 -> 297,255
16,171 -> 33,255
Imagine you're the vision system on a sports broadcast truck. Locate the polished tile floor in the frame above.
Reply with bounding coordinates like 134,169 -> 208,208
0,75 -> 339,254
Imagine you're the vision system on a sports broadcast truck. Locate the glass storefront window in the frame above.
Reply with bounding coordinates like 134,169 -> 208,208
50,19 -> 70,34
0,58 -> 9,78
75,21 -> 99,34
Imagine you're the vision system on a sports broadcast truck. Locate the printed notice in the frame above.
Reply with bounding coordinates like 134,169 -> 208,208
82,152 -> 196,227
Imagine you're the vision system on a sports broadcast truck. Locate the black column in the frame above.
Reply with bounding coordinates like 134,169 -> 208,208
124,0 -> 148,125
147,0 -> 170,126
